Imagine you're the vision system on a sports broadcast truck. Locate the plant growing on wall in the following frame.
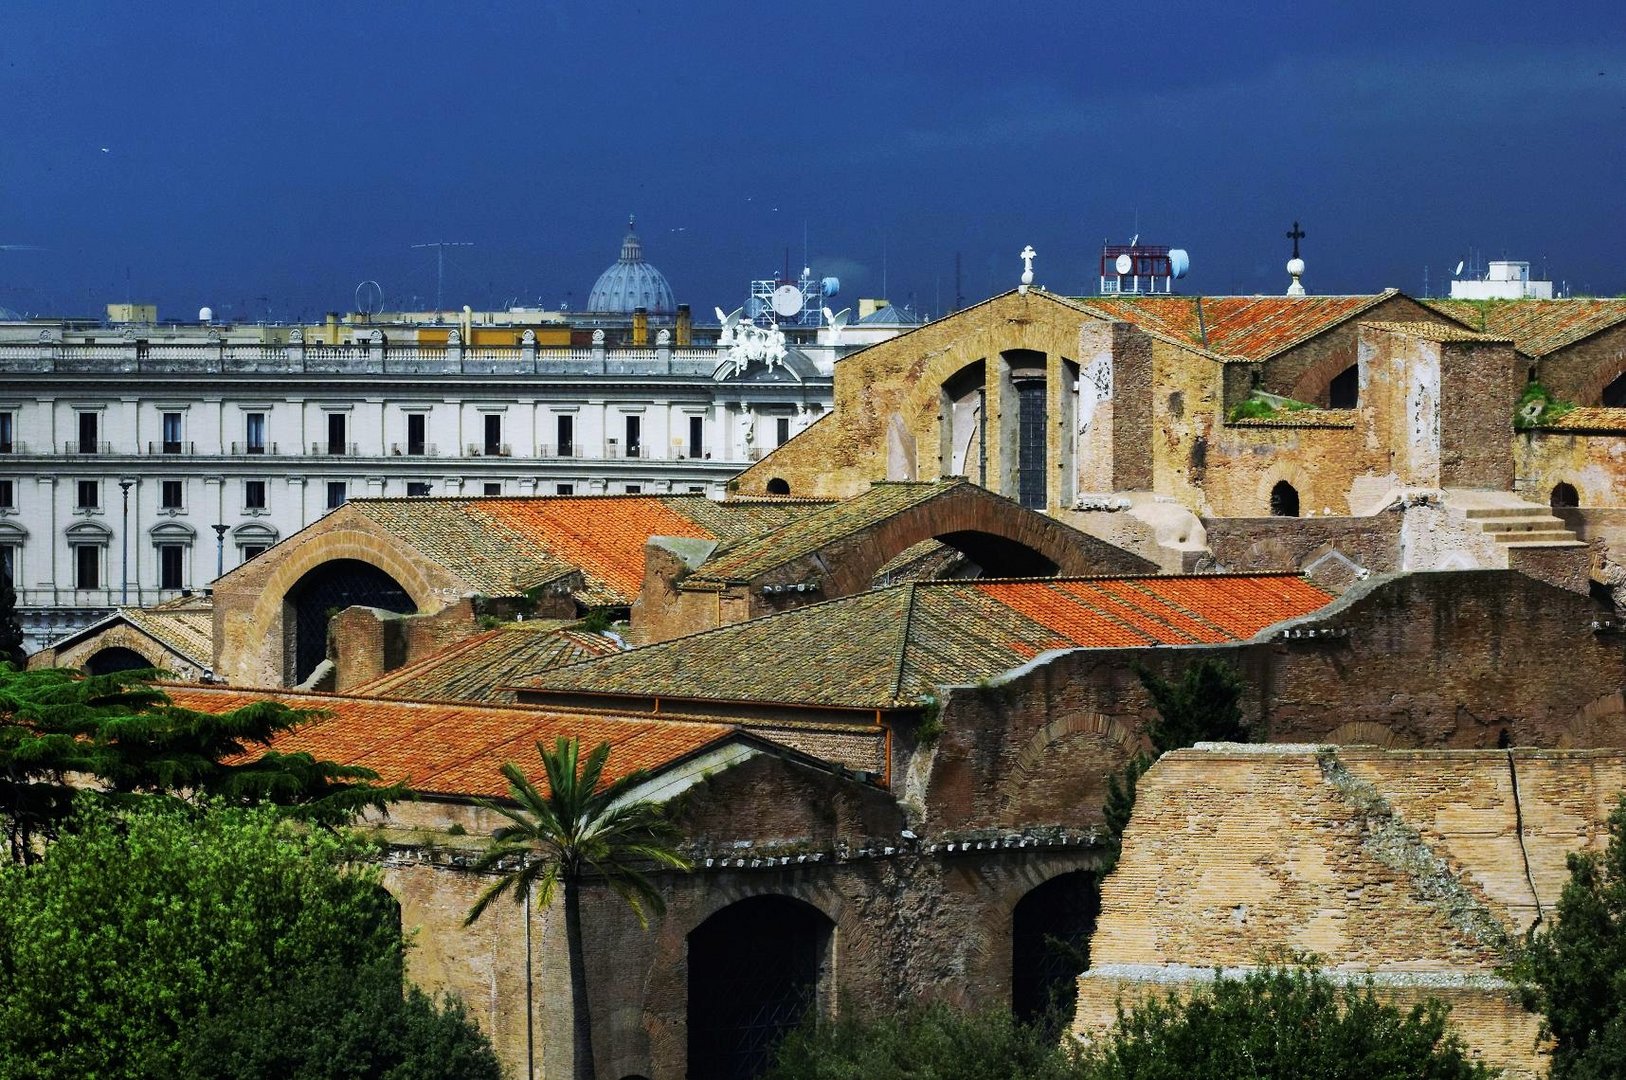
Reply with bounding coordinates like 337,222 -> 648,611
1513,382 -> 1576,430
1228,392 -> 1317,424
464,737 -> 692,1080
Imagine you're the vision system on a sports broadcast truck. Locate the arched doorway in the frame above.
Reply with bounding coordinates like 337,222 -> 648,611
84,646 -> 154,675
1270,480 -> 1301,518
1551,482 -> 1580,509
1011,871 -> 1099,1032
283,559 -> 415,685
1327,364 -> 1359,408
688,895 -> 832,1080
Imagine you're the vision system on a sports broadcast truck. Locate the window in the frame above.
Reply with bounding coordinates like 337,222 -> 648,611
326,413 -> 347,455
0,411 -> 13,453
483,414 -> 502,456
76,480 -> 98,509
0,480 -> 12,509
244,480 -> 267,510
625,484 -> 642,494
74,545 -> 98,589
407,413 -> 427,456
240,544 -> 267,562
482,482 -> 502,496
766,478 -> 791,495
556,415 -> 574,457
159,544 -> 184,589
160,480 -> 183,509
77,412 -> 98,454
161,412 -> 183,454
1327,365 -> 1359,409
625,415 -> 641,458
776,417 -> 791,447
688,415 -> 704,459
406,482 -> 432,497
326,481 -> 346,509
556,483 -> 574,496
0,544 -> 14,584
1270,480 -> 1301,517
245,412 -> 266,454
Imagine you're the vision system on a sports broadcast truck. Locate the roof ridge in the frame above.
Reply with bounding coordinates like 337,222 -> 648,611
890,582 -> 921,704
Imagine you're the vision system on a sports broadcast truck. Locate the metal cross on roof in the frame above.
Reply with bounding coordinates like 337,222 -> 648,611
1286,221 -> 1306,259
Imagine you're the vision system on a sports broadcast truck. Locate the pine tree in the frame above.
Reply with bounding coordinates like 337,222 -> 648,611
1136,657 -> 1249,753
0,565 -> 24,668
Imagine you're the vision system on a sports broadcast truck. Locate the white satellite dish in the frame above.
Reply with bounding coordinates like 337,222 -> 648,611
771,284 -> 805,319
1454,260 -> 1465,277
1114,253 -> 1134,276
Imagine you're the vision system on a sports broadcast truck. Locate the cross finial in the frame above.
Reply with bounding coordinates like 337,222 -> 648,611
628,214 -> 636,232
1019,245 -> 1036,294
1286,220 -> 1306,259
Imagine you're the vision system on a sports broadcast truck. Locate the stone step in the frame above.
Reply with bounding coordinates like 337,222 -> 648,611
1472,516 -> 1566,533
1486,530 -> 1586,546
1461,505 -> 1553,520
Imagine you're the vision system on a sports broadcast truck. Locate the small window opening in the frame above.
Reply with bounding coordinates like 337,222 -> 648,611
1270,480 -> 1300,517
765,478 -> 791,495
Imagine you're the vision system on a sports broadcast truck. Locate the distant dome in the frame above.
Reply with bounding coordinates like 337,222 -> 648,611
586,216 -> 675,314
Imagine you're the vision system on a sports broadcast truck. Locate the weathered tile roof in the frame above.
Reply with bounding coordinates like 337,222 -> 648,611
348,622 -> 622,704
1079,293 -> 1397,361
1532,407 -> 1626,434
164,685 -> 733,800
1361,320 -> 1511,344
516,574 -> 1333,710
347,494 -> 832,604
1227,413 -> 1357,430
1423,297 -> 1626,357
123,608 -> 214,666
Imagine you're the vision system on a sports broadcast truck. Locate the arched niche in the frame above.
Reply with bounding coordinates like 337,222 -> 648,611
1011,871 -> 1100,1031
282,558 -> 416,685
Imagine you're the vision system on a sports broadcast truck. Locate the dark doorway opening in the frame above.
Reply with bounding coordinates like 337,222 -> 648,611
84,646 -> 153,676
1328,364 -> 1359,408
1604,372 -> 1626,408
1270,480 -> 1301,517
1551,482 -> 1580,509
1012,871 -> 1100,1033
284,559 -> 414,684
688,896 -> 831,1080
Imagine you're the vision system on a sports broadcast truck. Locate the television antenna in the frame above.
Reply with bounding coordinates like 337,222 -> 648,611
409,241 -> 472,311
354,280 -> 383,318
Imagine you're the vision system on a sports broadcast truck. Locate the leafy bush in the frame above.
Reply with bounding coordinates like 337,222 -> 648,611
1228,393 -> 1316,423
1514,382 -> 1575,430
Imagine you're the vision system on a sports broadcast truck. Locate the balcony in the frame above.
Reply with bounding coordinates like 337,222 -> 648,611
0,441 -> 24,454
147,441 -> 195,455
312,442 -> 360,456
62,441 -> 112,455
536,444 -> 576,458
229,441 -> 277,455
466,443 -> 512,458
391,442 -> 439,457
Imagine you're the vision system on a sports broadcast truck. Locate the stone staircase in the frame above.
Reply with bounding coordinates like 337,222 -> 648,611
1457,504 -> 1585,550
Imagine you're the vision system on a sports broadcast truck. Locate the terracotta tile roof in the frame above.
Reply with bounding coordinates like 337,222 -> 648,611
348,622 -> 622,704
1422,297 -> 1626,357
1532,407 -> 1626,434
123,608 -> 214,667
348,494 -> 831,604
164,685 -> 733,800
1361,320 -> 1511,344
517,574 -> 1333,710
1227,413 -> 1357,430
1079,294 -> 1397,361
689,480 -> 968,585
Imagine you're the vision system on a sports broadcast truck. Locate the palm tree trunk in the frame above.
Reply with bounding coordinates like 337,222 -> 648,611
564,877 -> 596,1080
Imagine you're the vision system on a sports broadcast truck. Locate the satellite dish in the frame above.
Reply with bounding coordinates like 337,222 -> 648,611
197,306 -> 213,323
1114,253 -> 1134,276
1454,260 -> 1465,277
1168,249 -> 1191,279
772,285 -> 805,319
355,280 -> 383,316
821,276 -> 841,297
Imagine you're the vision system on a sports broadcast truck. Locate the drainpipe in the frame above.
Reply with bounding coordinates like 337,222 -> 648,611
119,480 -> 132,606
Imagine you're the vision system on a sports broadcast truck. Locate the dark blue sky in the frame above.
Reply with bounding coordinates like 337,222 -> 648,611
4,1 -> 1624,321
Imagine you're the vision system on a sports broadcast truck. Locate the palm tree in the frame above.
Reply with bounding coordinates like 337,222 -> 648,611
464,736 -> 691,1080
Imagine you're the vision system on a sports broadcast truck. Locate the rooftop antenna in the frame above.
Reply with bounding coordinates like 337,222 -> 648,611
410,241 -> 473,311
954,252 -> 964,312
1423,265 -> 1429,298
882,235 -> 888,299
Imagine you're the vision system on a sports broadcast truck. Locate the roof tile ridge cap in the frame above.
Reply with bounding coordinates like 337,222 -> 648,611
696,485 -> 937,577
890,582 -> 921,706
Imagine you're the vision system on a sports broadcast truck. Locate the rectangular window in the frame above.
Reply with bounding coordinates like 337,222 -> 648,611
326,413 -> 346,456
245,412 -> 266,454
0,544 -> 14,584
556,415 -> 574,457
77,412 -> 98,454
160,480 -> 183,509
407,414 -> 427,456
625,415 -> 641,458
326,481 -> 346,510
482,482 -> 501,497
159,544 -> 184,590
776,416 -> 790,447
0,411 -> 13,453
74,545 -> 98,589
1016,378 -> 1049,510
556,483 -> 574,496
162,412 -> 183,454
76,480 -> 98,509
625,484 -> 642,494
483,414 -> 502,456
240,544 -> 267,562
688,415 -> 704,459
406,482 -> 431,497
0,480 -> 12,509
244,480 -> 266,510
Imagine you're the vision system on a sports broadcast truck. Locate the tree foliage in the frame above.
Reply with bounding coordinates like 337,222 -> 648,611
1135,658 -> 1249,753
0,568 -> 24,668
0,665 -> 399,861
0,801 -> 499,1080
766,968 -> 1489,1080
1516,793 -> 1626,1079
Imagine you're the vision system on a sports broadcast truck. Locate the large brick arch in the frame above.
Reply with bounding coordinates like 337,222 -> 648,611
816,485 -> 1156,598
1288,346 -> 1360,407
1577,364 -> 1626,408
999,711 -> 1145,817
1559,691 -> 1626,748
52,623 -> 175,675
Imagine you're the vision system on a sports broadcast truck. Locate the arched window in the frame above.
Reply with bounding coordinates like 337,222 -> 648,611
85,646 -> 154,675
1327,364 -> 1359,408
1604,372 -> 1626,408
1270,481 -> 1300,518
765,478 -> 790,495
1012,871 -> 1100,1031
1551,482 -> 1580,509
283,559 -> 414,684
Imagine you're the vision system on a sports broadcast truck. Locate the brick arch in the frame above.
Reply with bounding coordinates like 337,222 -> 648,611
240,530 -> 443,688
1559,691 -> 1626,748
1322,721 -> 1404,748
999,711 -> 1145,815
54,623 -> 188,677
819,484 -> 1154,598
1288,347 -> 1359,407
1577,364 -> 1626,408
1255,463 -> 1314,517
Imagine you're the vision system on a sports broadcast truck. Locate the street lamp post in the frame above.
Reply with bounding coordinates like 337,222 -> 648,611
118,480 -> 132,606
212,523 -> 228,581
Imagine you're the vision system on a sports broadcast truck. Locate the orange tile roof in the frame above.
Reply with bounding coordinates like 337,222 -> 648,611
479,498 -> 715,599
519,574 -> 1334,710
164,686 -> 733,800
1081,294 -> 1395,361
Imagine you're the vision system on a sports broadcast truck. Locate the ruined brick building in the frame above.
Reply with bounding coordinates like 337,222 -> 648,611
33,289 -> 1626,1078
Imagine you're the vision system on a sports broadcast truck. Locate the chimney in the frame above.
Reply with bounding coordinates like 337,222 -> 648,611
632,306 -> 649,346
676,304 -> 692,346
